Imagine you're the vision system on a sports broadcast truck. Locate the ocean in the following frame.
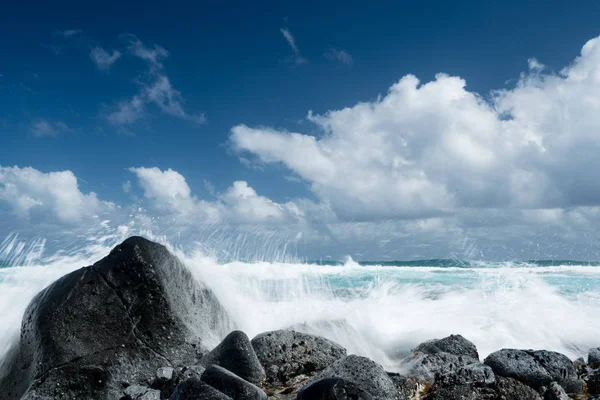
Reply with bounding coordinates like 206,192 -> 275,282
1,230 -> 599,372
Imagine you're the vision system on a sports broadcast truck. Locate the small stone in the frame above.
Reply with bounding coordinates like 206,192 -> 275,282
156,367 -> 174,383
124,384 -> 149,398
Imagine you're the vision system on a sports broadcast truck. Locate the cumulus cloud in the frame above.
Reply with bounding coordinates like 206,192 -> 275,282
107,36 -> 205,125
128,167 -> 302,225
55,29 -> 81,38
0,166 -> 113,223
231,35 -> 600,225
30,119 -> 71,137
280,28 -> 308,65
324,47 -> 354,65
90,47 -> 121,71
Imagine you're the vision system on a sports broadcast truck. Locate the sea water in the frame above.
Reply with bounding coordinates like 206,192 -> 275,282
1,230 -> 600,372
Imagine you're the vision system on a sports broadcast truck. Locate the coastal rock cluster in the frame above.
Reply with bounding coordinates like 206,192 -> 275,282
0,236 -> 598,399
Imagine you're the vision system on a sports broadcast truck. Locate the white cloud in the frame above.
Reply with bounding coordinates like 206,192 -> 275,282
280,28 -> 308,65
324,47 -> 354,65
107,36 -> 204,125
90,47 -> 121,71
55,29 -> 81,38
30,119 -> 71,137
128,167 -> 301,225
0,166 -> 113,223
231,35 -> 600,223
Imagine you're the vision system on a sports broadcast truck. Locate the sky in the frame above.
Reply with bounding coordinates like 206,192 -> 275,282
2,0 -> 600,261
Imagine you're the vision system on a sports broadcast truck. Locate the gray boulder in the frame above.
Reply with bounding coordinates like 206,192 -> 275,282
251,330 -> 346,385
387,373 -> 419,400
0,236 -> 235,400
297,378 -> 374,400
589,347 -> 600,369
434,362 -> 495,388
201,365 -> 267,400
414,334 -> 480,360
588,369 -> 600,395
313,355 -> 397,400
170,378 -> 232,400
495,376 -> 543,400
400,351 -> 479,382
201,330 -> 265,384
424,385 -> 495,400
484,349 -> 582,393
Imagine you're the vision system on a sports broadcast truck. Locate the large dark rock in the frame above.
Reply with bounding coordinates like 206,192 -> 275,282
588,369 -> 600,395
313,355 -> 397,400
200,330 -> 265,384
0,236 -> 235,400
589,347 -> 600,369
484,349 -> 582,393
400,351 -> 479,382
297,378 -> 374,400
201,365 -> 267,400
494,376 -> 543,400
424,384 -> 495,400
251,330 -> 346,385
170,378 -> 232,400
544,382 -> 569,400
414,334 -> 480,360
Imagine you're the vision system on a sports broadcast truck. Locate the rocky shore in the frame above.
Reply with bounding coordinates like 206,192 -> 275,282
0,236 -> 598,400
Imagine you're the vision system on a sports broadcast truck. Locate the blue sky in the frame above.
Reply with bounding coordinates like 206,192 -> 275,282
2,1 -> 600,260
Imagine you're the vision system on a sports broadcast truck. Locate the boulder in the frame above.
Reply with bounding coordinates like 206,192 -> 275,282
251,330 -> 346,385
544,382 -> 569,400
424,385 -> 495,400
588,369 -> 600,395
484,349 -> 582,393
0,236 -> 235,400
589,347 -> 600,369
313,355 -> 397,400
123,385 -> 161,400
170,378 -> 232,400
414,335 -> 480,360
201,365 -> 267,400
434,363 -> 495,388
387,373 -> 420,400
297,378 -> 374,400
494,376 -> 543,400
400,351 -> 479,382
200,330 -> 265,384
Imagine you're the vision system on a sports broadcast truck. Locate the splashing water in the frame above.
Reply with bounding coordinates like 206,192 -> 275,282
1,229 -> 600,372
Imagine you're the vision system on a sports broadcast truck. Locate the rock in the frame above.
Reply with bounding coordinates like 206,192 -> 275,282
125,385 -> 152,398
484,349 -> 582,393
313,355 -> 397,400
588,369 -> 600,395
201,365 -> 267,400
589,348 -> 600,369
400,351 -> 479,382
414,334 -> 480,360
297,378 -> 374,400
0,236 -> 235,400
200,330 -> 265,384
494,376 -> 543,400
156,367 -> 175,383
251,330 -> 346,385
170,378 -> 232,400
544,382 -> 568,400
434,362 -> 495,388
424,385 -> 496,400
387,373 -> 420,400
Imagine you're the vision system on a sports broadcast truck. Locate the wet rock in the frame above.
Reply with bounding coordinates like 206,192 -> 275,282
400,351 -> 479,382
387,373 -> 420,400
201,365 -> 267,400
297,378 -> 374,400
0,236 -> 235,400
589,347 -> 600,369
588,369 -> 600,395
414,334 -> 480,360
434,362 -> 495,387
494,376 -> 543,400
484,349 -> 582,393
313,355 -> 397,400
543,382 -> 568,400
251,330 -> 346,385
170,378 -> 232,400
201,330 -> 265,384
